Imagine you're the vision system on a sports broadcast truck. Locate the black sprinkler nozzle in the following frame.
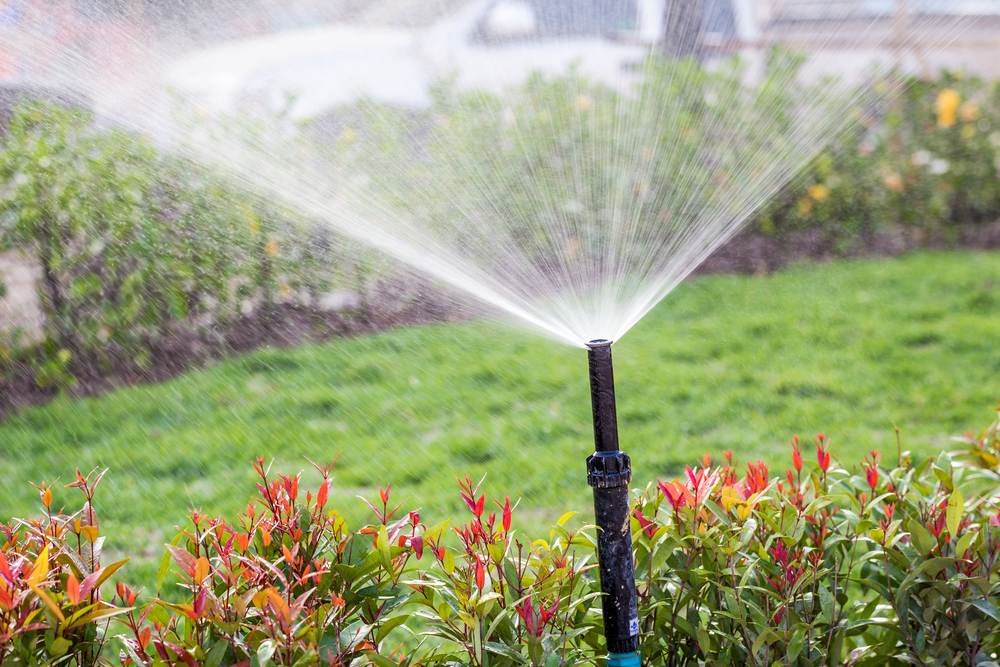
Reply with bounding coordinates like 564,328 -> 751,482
585,340 -> 640,658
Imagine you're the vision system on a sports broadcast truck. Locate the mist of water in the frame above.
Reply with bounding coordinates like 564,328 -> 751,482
1,1 -> 974,346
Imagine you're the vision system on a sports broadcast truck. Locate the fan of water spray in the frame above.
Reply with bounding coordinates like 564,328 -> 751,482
2,1 -> 975,347
0,5 -> 985,656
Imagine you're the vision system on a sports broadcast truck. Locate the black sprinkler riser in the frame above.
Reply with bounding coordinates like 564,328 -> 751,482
587,339 -> 620,453
585,340 -> 640,656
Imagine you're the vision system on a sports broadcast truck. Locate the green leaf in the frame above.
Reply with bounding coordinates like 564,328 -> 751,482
49,636 -> 71,657
63,603 -> 130,630
256,639 -> 275,666
954,530 -> 975,556
751,627 -> 780,656
946,488 -> 963,540
484,641 -> 523,661
91,558 -> 129,591
906,519 -> 935,556
787,625 -> 806,662
376,614 -> 412,642
442,547 -> 456,574
739,518 -> 757,548
367,654 -> 400,667
969,599 -> 1000,622
204,640 -> 228,667
917,557 -> 953,578
696,627 -> 712,654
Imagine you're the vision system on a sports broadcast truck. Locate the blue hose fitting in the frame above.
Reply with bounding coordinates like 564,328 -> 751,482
608,651 -> 641,667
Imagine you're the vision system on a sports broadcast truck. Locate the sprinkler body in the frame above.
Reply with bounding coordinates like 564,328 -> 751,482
585,340 -> 640,663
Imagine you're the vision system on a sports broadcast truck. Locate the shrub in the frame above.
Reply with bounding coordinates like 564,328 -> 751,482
760,73 -> 1000,247
3,411 -> 999,665
126,467 -> 600,666
0,468 -> 130,664
124,459 -> 407,665
343,58 -> 1000,275
3,61 -> 1000,403
0,102 -> 368,396
632,434 -> 1000,664
338,50 -> 836,279
0,103 -> 248,384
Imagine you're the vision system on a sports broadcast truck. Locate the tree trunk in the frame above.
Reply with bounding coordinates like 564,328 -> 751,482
258,235 -> 277,338
36,216 -> 81,358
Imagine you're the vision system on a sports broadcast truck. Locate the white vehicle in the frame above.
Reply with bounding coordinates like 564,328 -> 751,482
163,0 -> 758,120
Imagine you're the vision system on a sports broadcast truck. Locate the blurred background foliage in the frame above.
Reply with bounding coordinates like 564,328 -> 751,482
0,57 -> 998,412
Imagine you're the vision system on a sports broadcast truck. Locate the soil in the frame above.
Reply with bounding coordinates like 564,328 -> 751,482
2,222 -> 998,417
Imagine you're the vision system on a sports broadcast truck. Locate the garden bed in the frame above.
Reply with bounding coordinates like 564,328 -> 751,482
2,410 -> 998,664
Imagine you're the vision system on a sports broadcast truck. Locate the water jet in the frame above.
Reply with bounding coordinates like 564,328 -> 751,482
585,339 -> 640,665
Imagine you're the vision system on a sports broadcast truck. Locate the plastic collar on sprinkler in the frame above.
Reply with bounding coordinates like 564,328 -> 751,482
585,339 -> 641,663
608,652 -> 642,667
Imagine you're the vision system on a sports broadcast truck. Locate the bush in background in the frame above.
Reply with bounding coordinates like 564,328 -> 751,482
345,57 -> 1000,277
0,103 -> 382,404
761,71 -> 1000,249
3,412 -> 998,665
2,59 -> 1000,408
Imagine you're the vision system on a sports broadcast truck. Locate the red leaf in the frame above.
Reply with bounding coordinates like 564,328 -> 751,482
193,587 -> 207,618
166,545 -> 196,578
282,544 -> 296,566
474,557 -> 485,591
66,573 -> 81,606
316,479 -> 329,510
0,552 -> 12,583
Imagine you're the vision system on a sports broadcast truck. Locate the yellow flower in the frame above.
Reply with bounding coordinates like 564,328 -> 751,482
339,127 -> 357,145
936,88 -> 961,128
574,94 -> 593,112
797,197 -> 813,217
808,184 -> 830,202
959,102 -> 980,123
720,485 -> 740,512
265,239 -> 280,258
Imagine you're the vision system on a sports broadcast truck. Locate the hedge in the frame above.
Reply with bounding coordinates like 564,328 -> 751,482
2,59 -> 999,402
1,410 -> 998,665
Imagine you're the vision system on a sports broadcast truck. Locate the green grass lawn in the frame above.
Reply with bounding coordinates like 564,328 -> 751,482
1,251 -> 997,585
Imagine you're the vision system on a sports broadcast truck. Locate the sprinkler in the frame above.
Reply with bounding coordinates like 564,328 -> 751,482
585,340 -> 641,667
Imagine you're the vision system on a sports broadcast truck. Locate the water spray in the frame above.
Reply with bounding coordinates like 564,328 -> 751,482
585,340 -> 641,666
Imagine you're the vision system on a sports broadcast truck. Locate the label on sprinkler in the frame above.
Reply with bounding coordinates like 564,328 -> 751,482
629,616 -> 640,636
